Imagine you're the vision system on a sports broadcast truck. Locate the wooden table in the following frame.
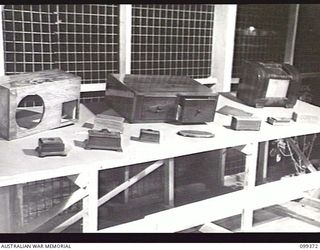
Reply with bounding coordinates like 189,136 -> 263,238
1,93 -> 320,233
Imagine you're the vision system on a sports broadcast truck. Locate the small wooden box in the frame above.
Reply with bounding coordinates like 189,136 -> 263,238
0,69 -> 81,140
85,129 -> 122,151
231,116 -> 261,131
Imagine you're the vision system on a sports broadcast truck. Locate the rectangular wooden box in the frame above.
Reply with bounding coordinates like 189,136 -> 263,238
0,69 -> 81,140
105,74 -> 217,123
231,116 -> 261,131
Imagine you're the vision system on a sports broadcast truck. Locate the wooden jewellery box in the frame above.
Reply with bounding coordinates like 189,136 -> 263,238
105,74 -> 217,123
0,69 -> 81,140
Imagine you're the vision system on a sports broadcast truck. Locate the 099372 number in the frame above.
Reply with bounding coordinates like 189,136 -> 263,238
300,244 -> 319,248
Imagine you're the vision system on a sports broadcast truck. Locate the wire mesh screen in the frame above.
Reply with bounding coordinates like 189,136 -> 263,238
232,4 -> 290,78
3,5 -> 55,74
55,5 -> 119,84
3,4 -> 119,102
131,4 -> 214,78
294,4 -> 320,73
23,177 -> 81,225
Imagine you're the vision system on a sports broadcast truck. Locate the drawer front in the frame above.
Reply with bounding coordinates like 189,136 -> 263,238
140,97 -> 177,121
178,97 -> 216,123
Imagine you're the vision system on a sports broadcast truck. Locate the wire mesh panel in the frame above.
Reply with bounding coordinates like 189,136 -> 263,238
3,4 -> 120,102
294,4 -> 320,73
131,4 -> 214,78
3,5 -> 55,74
232,4 -> 290,78
55,5 -> 119,85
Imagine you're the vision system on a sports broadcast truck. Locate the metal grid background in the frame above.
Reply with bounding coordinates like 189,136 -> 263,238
3,4 -> 119,102
131,4 -> 214,78
232,4 -> 290,78
3,5 -> 55,74
294,4 -> 320,73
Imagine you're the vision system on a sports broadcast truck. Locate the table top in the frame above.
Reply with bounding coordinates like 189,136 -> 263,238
0,93 -> 320,187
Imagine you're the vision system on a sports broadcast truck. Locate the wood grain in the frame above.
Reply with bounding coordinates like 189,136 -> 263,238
0,69 -> 81,140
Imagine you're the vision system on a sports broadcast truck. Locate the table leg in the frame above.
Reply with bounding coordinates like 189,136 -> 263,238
164,158 -> 174,208
240,142 -> 258,231
82,170 -> 99,232
217,148 -> 227,187
256,141 -> 269,185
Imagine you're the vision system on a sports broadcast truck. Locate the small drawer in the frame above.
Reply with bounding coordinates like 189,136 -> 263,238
178,96 -> 216,123
140,97 -> 176,121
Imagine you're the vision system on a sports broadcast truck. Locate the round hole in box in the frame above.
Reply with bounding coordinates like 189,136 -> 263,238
16,95 -> 45,129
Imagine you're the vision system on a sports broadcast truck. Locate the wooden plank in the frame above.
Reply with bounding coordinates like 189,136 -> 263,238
18,188 -> 87,233
284,4 -> 300,64
300,196 -> 320,210
82,170 -> 99,232
268,202 -> 320,229
241,142 -> 259,231
119,5 -> 132,74
9,184 -> 24,232
199,222 -> 232,233
0,5 -> 5,77
256,141 -> 269,185
124,167 -> 130,203
217,148 -> 227,186
68,174 -> 88,189
98,169 -> 320,233
98,160 -> 164,206
211,5 -> 237,92
0,186 -> 12,232
164,158 -> 174,208
49,209 -> 84,233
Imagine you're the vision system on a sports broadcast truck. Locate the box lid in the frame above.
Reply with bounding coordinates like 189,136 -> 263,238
108,74 -> 216,96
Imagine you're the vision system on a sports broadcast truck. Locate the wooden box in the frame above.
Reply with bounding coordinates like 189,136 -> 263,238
230,116 -> 261,131
0,69 -> 81,140
105,74 -> 217,123
236,61 -> 301,108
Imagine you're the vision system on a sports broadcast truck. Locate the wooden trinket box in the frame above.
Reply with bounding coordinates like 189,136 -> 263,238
0,69 -> 81,140
36,137 -> 67,158
105,74 -> 217,123
85,129 -> 122,151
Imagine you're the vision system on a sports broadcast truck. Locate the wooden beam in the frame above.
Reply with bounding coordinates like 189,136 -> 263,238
217,148 -> 227,186
241,142 -> 259,231
199,222 -> 232,233
53,160 -> 165,232
119,5 -> 132,74
99,169 -> 320,232
256,141 -> 269,185
9,184 -> 24,232
82,170 -> 99,233
98,160 -> 164,207
268,202 -> 320,228
284,4 -> 300,64
0,186 -> 12,232
164,158 -> 174,208
211,5 -> 237,92
68,173 -> 89,189
0,6 -> 5,76
300,196 -> 320,210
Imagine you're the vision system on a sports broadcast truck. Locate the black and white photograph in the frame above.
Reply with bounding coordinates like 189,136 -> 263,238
0,3 -> 319,245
